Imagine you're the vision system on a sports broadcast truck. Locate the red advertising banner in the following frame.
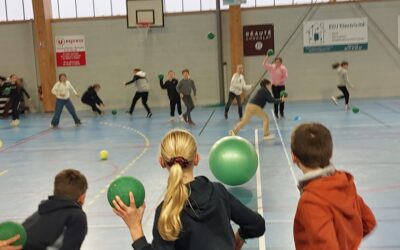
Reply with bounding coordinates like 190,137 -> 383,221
55,35 -> 86,67
243,24 -> 274,56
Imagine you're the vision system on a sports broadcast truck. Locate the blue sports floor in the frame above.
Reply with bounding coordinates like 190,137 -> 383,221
1,98 -> 399,249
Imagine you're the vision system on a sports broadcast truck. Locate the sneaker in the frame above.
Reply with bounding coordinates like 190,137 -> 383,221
75,122 -> 82,127
147,112 -> 152,118
182,114 -> 188,123
263,134 -> 275,140
188,120 -> 196,126
224,113 -> 228,120
331,96 -> 338,105
280,114 -> 285,119
50,124 -> 58,129
179,115 -> 185,122
228,130 -> 236,136
168,117 -> 175,122
126,111 -> 132,115
10,120 -> 19,127
274,113 -> 279,119
345,105 -> 350,111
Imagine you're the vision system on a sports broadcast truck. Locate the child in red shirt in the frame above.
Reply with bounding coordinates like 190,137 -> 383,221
291,123 -> 376,250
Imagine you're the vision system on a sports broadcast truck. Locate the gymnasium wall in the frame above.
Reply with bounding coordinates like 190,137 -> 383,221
223,0 -> 400,101
0,0 -> 399,112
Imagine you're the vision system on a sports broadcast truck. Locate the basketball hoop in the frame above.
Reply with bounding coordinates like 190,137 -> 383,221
137,22 -> 152,37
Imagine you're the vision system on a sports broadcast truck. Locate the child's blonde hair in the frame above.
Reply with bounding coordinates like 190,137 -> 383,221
158,129 -> 197,241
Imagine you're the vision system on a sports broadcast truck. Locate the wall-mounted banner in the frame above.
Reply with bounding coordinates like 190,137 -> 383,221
223,0 -> 246,5
55,35 -> 86,67
303,18 -> 368,53
243,24 -> 274,56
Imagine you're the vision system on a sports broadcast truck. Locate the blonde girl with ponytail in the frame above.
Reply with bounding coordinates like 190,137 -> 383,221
113,129 -> 265,250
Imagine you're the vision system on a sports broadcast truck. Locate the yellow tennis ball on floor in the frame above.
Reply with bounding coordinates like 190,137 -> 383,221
100,150 -> 108,160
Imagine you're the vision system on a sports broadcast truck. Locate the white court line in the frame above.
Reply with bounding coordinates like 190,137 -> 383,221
0,170 -> 8,176
84,122 -> 150,209
254,129 -> 266,250
271,110 -> 299,191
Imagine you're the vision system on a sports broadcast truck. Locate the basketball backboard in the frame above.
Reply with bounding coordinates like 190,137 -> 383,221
126,0 -> 164,28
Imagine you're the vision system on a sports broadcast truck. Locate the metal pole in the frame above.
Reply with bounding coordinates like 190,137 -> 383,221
216,0 -> 225,104
22,0 -> 25,20
5,0 -> 8,21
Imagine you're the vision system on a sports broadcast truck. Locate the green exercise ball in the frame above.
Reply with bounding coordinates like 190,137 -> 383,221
280,90 -> 288,98
209,136 -> 258,186
0,221 -> 27,247
107,176 -> 145,208
207,32 -> 215,40
111,110 -> 117,115
267,49 -> 274,56
352,107 -> 360,114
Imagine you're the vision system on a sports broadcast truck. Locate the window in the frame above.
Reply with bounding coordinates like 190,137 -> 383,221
255,0 -> 274,7
201,0 -> 216,11
51,0 -> 59,18
294,0 -> 312,3
6,0 -> 24,21
23,0 -> 33,20
275,0 -> 294,6
183,0 -> 200,12
112,0 -> 126,15
219,0 -> 229,10
58,0 -> 77,18
165,0 -> 183,13
241,0 -> 256,8
77,0 -> 94,17
94,0 -> 112,16
0,0 -> 7,21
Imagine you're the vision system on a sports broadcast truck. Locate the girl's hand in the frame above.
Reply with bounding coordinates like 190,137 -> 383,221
113,192 -> 146,241
0,235 -> 22,250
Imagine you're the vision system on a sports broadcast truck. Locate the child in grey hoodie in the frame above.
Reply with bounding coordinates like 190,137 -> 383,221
125,68 -> 152,117
176,69 -> 196,125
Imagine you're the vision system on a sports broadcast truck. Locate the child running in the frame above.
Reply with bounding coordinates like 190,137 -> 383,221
224,64 -> 252,120
331,61 -> 354,111
176,69 -> 196,125
230,79 -> 284,140
81,83 -> 104,115
291,123 -> 376,249
124,68 -> 152,118
159,70 -> 183,122
112,129 -> 265,250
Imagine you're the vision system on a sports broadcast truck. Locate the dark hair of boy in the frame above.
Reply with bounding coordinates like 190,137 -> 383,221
259,79 -> 271,88
182,69 -> 190,74
54,169 -> 88,200
291,123 -> 333,168
341,61 -> 349,67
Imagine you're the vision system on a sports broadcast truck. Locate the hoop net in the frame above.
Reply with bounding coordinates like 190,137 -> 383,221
137,22 -> 151,37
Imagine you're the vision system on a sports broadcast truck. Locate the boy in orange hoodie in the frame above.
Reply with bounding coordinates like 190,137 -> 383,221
291,123 -> 376,250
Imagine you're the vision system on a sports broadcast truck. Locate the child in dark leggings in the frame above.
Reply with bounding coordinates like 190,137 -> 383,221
176,69 -> 196,125
125,68 -> 152,118
331,61 -> 354,111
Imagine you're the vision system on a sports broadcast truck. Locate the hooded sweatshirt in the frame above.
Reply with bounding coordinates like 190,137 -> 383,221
132,176 -> 265,250
294,168 -> 376,250
126,71 -> 150,92
81,86 -> 103,105
22,196 -> 88,250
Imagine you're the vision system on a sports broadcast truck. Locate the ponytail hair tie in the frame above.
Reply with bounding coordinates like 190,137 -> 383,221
167,156 -> 190,168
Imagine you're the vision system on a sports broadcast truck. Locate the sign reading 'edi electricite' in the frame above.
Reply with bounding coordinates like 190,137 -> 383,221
303,18 -> 368,53
55,35 -> 86,67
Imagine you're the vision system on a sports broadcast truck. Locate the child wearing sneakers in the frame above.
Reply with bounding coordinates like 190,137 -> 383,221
291,123 -> 376,250
159,70 -> 183,122
230,79 -> 284,140
331,61 -> 354,111
176,69 -> 196,125
224,64 -> 252,120
125,68 -> 152,118
23,169 -> 88,250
